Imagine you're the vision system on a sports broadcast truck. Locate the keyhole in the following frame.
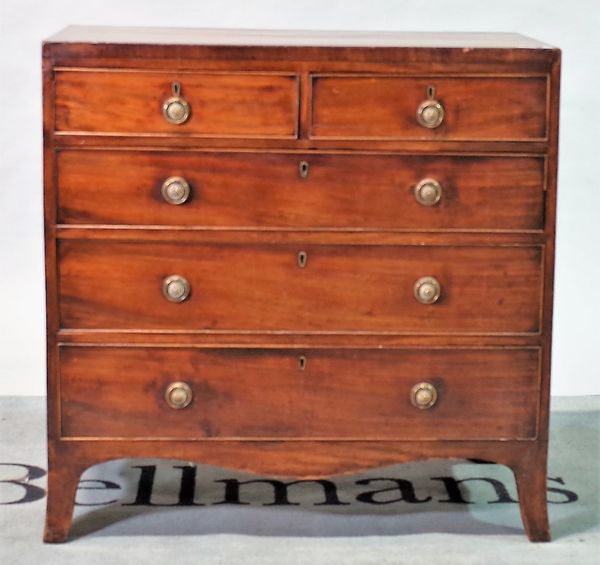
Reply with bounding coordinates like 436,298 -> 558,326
299,160 -> 309,178
426,85 -> 436,99
298,355 -> 307,370
297,251 -> 308,268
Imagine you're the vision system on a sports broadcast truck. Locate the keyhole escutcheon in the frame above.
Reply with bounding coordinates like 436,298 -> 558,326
299,160 -> 309,178
297,251 -> 308,268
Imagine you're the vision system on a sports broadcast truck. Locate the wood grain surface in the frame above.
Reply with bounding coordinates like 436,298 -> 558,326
57,150 -> 545,230
59,346 -> 540,440
58,242 -> 543,333
311,75 -> 548,140
55,70 -> 299,137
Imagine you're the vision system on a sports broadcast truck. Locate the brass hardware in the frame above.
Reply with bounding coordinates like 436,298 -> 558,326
410,382 -> 438,409
162,82 -> 191,125
414,178 -> 442,207
165,381 -> 193,409
416,85 -> 445,129
299,160 -> 310,178
298,355 -> 307,370
162,275 -> 190,303
413,276 -> 441,305
297,251 -> 308,268
161,176 -> 191,205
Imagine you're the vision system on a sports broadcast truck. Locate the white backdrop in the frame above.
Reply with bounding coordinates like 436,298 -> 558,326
0,1 -> 598,396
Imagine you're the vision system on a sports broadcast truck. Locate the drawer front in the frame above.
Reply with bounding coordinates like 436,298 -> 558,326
59,346 -> 540,440
54,70 -> 299,137
311,75 -> 547,140
58,242 -> 542,333
57,150 -> 545,230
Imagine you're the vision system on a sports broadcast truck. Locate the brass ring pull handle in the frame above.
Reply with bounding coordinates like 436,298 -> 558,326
413,276 -> 441,305
161,176 -> 191,205
162,275 -> 191,303
162,81 -> 191,125
410,382 -> 438,409
165,381 -> 193,409
416,85 -> 445,129
414,178 -> 442,206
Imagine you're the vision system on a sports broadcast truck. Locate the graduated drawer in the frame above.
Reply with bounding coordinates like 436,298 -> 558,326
57,150 -> 545,231
311,75 -> 548,141
58,242 -> 542,334
59,346 -> 540,440
54,70 -> 299,138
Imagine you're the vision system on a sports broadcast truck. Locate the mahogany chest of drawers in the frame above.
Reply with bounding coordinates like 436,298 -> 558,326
42,27 -> 560,542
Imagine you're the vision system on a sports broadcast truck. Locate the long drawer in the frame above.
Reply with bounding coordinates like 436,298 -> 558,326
54,70 -> 299,137
57,150 -> 545,230
58,242 -> 543,333
311,75 -> 548,140
59,346 -> 540,440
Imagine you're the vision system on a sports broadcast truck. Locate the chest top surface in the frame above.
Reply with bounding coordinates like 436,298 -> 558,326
45,26 -> 554,49
42,26 -> 559,70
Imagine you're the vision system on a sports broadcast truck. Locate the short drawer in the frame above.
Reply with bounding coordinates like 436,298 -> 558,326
54,70 -> 299,138
58,242 -> 543,334
311,75 -> 548,140
59,346 -> 540,440
57,150 -> 545,231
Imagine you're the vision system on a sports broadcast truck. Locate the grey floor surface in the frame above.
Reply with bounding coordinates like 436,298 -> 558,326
0,396 -> 598,564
